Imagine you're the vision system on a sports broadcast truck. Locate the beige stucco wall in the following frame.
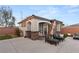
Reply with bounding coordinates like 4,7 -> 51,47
19,18 -> 50,36
56,23 -> 61,31
19,27 -> 27,36
19,20 -> 29,36
31,18 -> 50,31
19,22 -> 27,31
56,23 -> 63,32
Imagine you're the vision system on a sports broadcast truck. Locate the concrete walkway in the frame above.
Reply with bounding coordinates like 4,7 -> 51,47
0,37 -> 79,53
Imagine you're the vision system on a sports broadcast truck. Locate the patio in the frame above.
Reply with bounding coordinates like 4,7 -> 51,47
0,37 -> 79,53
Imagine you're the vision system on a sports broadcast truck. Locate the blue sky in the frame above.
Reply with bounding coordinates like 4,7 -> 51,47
0,5 -> 79,26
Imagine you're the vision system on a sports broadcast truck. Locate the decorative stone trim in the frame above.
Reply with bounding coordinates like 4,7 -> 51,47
31,31 -> 39,40
25,31 -> 31,38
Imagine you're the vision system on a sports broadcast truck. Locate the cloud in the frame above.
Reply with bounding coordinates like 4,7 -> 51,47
64,5 -> 79,14
65,5 -> 79,9
68,9 -> 79,13
34,7 -> 59,19
28,6 -> 43,12
68,5 -> 79,8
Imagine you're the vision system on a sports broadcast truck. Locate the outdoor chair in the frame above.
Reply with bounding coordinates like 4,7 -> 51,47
53,33 -> 65,42
45,35 -> 60,46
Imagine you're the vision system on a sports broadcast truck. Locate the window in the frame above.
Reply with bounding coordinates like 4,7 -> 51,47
27,22 -> 31,31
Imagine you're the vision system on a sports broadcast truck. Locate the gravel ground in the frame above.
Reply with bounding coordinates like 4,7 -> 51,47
0,37 -> 79,53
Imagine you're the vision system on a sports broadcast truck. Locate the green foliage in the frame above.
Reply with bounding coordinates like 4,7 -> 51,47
16,28 -> 20,37
0,6 -> 16,27
0,35 -> 13,40
64,34 -> 68,38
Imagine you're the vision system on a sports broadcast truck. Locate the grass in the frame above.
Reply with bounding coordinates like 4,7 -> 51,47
0,35 -> 13,40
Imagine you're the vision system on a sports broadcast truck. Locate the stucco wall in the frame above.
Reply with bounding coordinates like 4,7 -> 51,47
19,18 -> 51,36
56,23 -> 61,31
19,21 -> 28,36
31,18 -> 50,31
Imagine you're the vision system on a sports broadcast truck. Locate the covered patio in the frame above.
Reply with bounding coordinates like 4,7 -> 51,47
39,22 -> 51,36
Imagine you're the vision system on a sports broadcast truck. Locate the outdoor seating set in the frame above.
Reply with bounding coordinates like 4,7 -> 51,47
73,33 -> 79,40
45,33 -> 65,46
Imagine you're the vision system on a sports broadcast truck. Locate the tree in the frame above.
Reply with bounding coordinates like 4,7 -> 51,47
8,16 -> 16,27
0,6 -> 16,27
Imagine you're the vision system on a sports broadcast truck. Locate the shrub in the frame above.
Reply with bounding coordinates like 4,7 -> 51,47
16,28 -> 20,37
0,35 -> 13,40
64,34 -> 68,38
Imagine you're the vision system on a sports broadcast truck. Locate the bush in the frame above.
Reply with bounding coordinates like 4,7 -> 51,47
0,35 -> 13,40
64,34 -> 68,38
16,28 -> 20,37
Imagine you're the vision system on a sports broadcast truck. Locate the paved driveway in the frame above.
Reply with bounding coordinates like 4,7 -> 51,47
0,37 -> 79,53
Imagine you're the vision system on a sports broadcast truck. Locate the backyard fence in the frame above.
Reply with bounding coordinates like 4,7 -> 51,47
0,27 -> 20,36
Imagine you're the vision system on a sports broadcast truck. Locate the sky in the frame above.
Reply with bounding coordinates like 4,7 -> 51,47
0,5 -> 79,26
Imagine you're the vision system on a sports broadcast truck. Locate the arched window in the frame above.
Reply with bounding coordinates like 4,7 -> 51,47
27,22 -> 31,31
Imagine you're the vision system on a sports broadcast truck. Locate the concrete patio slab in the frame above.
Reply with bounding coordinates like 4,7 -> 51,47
0,40 -> 16,53
0,37 -> 79,53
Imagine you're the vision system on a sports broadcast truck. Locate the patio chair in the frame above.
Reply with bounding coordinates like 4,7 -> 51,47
45,35 -> 60,46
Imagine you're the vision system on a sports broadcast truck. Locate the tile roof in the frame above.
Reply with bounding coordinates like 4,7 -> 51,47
64,23 -> 79,28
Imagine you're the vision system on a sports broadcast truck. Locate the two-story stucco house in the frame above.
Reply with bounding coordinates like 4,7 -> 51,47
18,15 -> 64,40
